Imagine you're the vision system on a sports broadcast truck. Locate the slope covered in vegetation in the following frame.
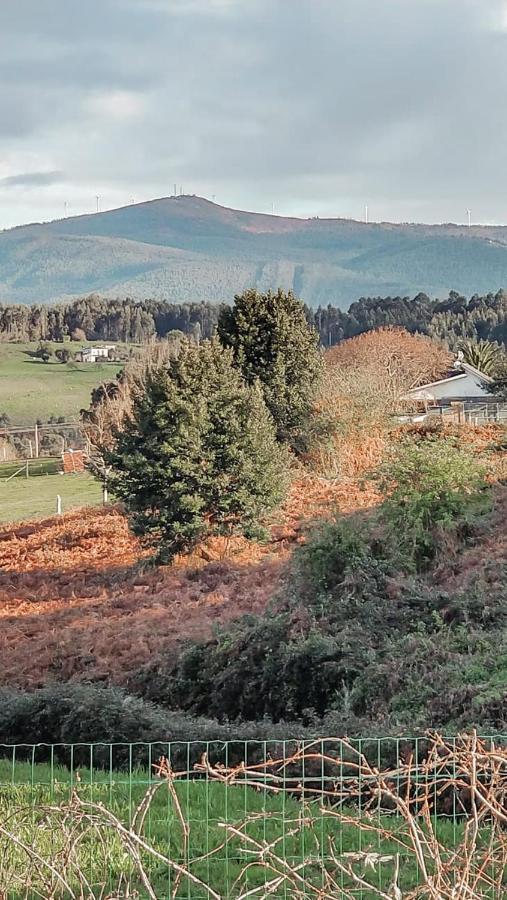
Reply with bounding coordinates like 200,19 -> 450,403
4,195 -> 507,304
1,423 -> 505,736
1,311 -> 507,745
0,476 -> 378,690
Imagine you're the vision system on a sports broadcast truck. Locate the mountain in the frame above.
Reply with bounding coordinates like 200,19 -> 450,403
3,195 -> 507,306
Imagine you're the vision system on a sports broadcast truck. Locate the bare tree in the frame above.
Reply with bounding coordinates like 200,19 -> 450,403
326,327 -> 453,411
81,339 -> 180,485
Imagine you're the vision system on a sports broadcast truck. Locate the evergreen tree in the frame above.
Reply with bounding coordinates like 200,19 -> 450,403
107,339 -> 289,562
217,289 -> 323,452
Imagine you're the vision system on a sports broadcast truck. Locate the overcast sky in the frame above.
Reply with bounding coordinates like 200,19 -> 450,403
1,0 -> 507,229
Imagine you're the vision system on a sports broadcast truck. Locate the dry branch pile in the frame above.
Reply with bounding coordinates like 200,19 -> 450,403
2,733 -> 507,898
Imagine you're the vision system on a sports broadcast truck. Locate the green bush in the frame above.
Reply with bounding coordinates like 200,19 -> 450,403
0,684 -> 310,769
294,517 -> 371,593
128,489 -> 506,732
375,438 -> 491,569
129,522 -> 441,723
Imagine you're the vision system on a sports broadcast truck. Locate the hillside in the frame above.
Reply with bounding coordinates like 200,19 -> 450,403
1,424 -> 505,696
0,341 -> 124,424
3,196 -> 507,306
0,475 -> 377,689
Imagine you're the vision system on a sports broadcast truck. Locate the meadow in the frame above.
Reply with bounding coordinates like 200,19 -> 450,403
0,756 -> 465,899
0,341 -> 124,424
0,471 -> 102,523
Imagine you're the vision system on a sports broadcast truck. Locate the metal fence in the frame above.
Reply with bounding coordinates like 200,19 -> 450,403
0,736 -> 505,898
0,422 -> 87,462
434,401 -> 507,425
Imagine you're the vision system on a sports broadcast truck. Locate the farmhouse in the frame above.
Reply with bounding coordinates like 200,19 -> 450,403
79,345 -> 116,363
404,359 -> 493,405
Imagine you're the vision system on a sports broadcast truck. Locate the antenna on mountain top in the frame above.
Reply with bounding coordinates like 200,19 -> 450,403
95,195 -> 100,214
466,208 -> 471,228
64,201 -> 68,217
179,186 -> 183,196
212,194 -> 216,203
364,204 -> 368,224
173,184 -> 177,197
272,201 -> 275,216
130,197 -> 135,205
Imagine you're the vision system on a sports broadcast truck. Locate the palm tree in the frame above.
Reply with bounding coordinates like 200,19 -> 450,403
457,339 -> 502,376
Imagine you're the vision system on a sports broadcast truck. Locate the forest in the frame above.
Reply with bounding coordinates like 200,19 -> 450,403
1,288 -> 507,348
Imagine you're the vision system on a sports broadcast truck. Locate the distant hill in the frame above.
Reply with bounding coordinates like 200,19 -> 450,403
3,195 -> 507,306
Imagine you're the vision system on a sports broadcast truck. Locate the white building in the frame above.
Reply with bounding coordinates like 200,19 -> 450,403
81,345 -> 116,363
404,360 -> 493,405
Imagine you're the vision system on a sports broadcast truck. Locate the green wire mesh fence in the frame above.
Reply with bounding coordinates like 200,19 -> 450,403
0,735 -> 506,898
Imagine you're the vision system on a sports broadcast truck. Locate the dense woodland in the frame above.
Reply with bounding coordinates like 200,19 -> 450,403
1,289 -> 507,348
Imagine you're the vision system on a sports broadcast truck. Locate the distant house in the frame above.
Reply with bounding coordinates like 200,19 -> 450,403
404,359 -> 493,406
78,345 -> 116,363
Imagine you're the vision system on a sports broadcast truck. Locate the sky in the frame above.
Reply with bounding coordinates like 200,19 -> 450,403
1,0 -> 507,229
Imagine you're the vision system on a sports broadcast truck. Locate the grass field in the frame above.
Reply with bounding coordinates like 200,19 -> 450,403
0,472 -> 102,523
0,757 -> 466,899
0,341 -> 125,424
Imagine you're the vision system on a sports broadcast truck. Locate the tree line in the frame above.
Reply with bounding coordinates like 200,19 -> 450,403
2,288 -> 507,347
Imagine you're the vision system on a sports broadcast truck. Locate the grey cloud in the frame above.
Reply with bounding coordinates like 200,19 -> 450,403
0,171 -> 64,189
0,0 -> 507,227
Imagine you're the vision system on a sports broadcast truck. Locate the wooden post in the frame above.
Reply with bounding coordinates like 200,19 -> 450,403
34,423 -> 39,458
56,495 -> 62,515
450,401 -> 465,425
25,459 -> 29,478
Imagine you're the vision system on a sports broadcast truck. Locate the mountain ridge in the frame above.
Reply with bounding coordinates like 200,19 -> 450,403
2,195 -> 507,306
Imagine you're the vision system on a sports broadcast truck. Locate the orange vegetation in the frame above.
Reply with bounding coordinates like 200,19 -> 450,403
325,327 -> 452,388
0,475 -> 379,690
0,423 -> 503,692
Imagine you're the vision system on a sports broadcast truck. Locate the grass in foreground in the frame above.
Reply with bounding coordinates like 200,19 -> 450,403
0,472 -> 102,523
0,758 -> 476,899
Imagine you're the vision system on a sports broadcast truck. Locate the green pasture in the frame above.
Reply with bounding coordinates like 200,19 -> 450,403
0,471 -> 102,523
0,341 -> 125,424
0,757 -> 471,899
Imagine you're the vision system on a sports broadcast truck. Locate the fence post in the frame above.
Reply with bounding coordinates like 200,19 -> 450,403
25,459 -> 29,479
56,495 -> 62,515
34,423 -> 39,458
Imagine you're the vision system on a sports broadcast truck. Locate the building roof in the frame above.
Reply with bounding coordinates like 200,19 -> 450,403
406,361 -> 493,395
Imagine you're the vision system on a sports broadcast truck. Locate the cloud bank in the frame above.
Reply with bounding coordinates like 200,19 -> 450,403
0,0 -> 506,227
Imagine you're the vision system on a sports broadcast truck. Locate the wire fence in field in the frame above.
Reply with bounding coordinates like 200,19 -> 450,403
1,734 -> 507,898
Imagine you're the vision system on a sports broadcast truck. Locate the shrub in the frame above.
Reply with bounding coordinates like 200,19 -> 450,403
129,520 -> 440,724
134,614 -> 369,723
128,491 -> 507,732
375,438 -> 491,569
108,338 -> 289,562
294,518 -> 371,593
0,684 -> 310,769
